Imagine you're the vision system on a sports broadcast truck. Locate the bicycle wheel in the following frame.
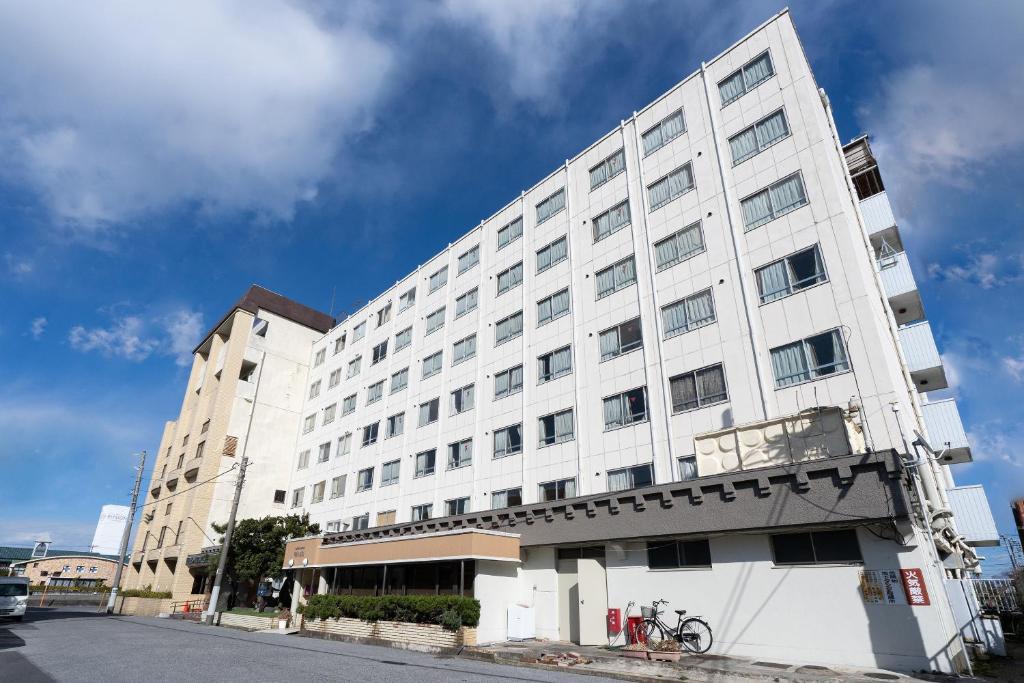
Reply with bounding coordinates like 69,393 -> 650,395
678,617 -> 713,653
641,619 -> 668,645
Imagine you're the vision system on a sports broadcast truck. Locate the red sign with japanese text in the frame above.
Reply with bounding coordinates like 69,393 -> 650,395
900,568 -> 930,606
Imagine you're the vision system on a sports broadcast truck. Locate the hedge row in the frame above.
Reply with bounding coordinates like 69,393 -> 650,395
119,588 -> 172,598
300,594 -> 480,628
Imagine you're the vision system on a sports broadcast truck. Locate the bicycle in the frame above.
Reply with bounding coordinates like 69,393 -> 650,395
640,598 -> 713,654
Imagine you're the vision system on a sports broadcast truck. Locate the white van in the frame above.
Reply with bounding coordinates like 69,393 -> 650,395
0,577 -> 30,621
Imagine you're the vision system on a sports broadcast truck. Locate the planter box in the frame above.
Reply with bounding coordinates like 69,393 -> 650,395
115,596 -> 173,617
302,616 -> 476,652
622,649 -> 649,659
217,612 -> 281,631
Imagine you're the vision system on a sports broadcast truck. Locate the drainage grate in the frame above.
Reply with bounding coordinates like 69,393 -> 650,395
752,661 -> 791,670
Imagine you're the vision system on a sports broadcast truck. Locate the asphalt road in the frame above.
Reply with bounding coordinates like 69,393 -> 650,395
0,607 -> 617,683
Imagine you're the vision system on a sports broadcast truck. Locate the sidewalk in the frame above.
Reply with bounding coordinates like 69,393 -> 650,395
459,640 -> 956,683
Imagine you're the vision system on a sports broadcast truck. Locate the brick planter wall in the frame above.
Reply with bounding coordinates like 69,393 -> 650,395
302,616 -> 477,652
217,612 -> 283,631
115,596 -> 174,617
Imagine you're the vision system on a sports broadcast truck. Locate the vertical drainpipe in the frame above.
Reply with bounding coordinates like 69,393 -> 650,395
699,62 -> 771,420
562,161 -> 587,494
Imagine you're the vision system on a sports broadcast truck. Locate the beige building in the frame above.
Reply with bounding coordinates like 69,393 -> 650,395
125,285 -> 332,599
13,554 -> 122,588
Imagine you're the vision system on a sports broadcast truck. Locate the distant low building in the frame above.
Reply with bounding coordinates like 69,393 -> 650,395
11,554 -> 124,588
0,540 -> 118,576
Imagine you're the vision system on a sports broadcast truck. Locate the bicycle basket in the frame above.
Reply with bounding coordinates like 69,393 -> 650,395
640,606 -> 655,618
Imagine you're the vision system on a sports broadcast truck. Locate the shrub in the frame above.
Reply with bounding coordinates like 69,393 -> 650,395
301,594 -> 480,628
119,588 -> 172,599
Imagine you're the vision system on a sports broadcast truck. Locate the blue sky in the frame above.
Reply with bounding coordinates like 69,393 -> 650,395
0,1 -> 1021,574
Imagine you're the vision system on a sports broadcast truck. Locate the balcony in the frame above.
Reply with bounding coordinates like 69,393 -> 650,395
899,321 -> 947,391
922,399 -> 972,464
165,467 -> 182,489
859,191 -> 896,236
183,457 -> 202,480
947,485 -> 999,547
877,252 -> 923,325
163,545 -> 180,562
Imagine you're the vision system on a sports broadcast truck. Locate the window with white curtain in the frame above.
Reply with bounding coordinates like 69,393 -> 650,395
718,51 -> 774,106
592,199 -> 631,242
309,379 -> 321,400
366,380 -> 384,405
291,487 -> 305,508
398,287 -> 416,312
296,449 -> 310,469
494,364 -> 524,399
422,351 -> 443,379
678,456 -> 698,481
599,318 -> 643,361
386,412 -> 404,439
538,345 -> 572,383
352,321 -> 366,342
497,261 -> 524,296
654,221 -> 705,271
729,108 -> 790,165
540,478 -> 576,502
536,188 -> 566,224
323,403 -> 337,425
390,368 -> 408,394
333,333 -> 346,355
342,394 -> 357,414
495,311 -> 524,345
381,460 -> 400,486
429,265 -> 448,293
497,216 -> 523,249
418,397 -> 440,426
356,467 -> 374,491
313,349 -> 326,367
337,433 -> 352,456
346,355 -> 362,379
452,334 -> 477,365
755,245 -> 827,303
642,109 -> 686,156
455,288 -> 479,318
595,256 -> 637,299
425,306 -> 445,335
741,173 -> 808,231
328,369 -> 342,388
607,463 -> 654,492
317,442 -> 331,463
537,288 -> 570,326
361,422 -> 379,447
493,424 -> 522,458
536,236 -> 568,273
372,340 -> 388,365
647,163 -> 694,211
376,302 -> 392,328
457,245 -> 480,274
603,387 -> 648,430
590,148 -> 626,189
539,408 -> 574,446
447,438 -> 473,469
302,415 -> 315,434
414,449 -> 436,477
330,475 -> 346,499
669,364 -> 728,413
770,329 -> 850,388
491,487 -> 522,509
450,384 -> 474,415
661,289 -> 716,338
395,326 -> 413,351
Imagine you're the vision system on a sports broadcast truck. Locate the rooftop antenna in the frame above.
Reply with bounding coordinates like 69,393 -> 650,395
328,286 -> 337,318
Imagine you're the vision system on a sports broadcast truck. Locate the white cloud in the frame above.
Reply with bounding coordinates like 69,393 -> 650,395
69,306 -> 203,364
29,316 -> 47,340
1004,355 -> 1024,382
926,250 -> 1024,289
4,252 -> 33,277
163,309 -> 205,367
0,0 -> 394,232
966,423 -> 1024,469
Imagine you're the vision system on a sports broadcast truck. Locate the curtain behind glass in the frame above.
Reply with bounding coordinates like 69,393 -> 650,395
608,470 -> 628,492
554,410 -> 574,441
495,371 -> 509,397
642,126 -> 663,156
661,110 -> 685,142
742,189 -> 772,230
648,177 -> 671,209
743,53 -> 774,89
756,260 -> 790,302
603,396 -> 624,429
494,429 -> 508,456
730,126 -> 758,164
719,70 -> 744,104
684,290 -> 715,329
679,457 -> 698,481
756,110 -> 788,148
671,374 -> 697,412
599,328 -> 619,360
615,257 -> 636,289
697,365 -> 727,404
552,290 -> 570,317
770,175 -> 807,215
662,300 -> 687,337
596,267 -> 615,298
552,347 -> 571,375
771,342 -> 809,387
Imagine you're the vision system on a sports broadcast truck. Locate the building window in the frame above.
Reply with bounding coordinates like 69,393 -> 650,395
314,349 -> 326,368
450,384 -> 475,415
497,262 -> 523,296
491,487 -> 522,509
755,245 -> 827,304
415,449 -> 436,477
377,303 -> 392,328
539,408 -> 574,446
418,397 -> 440,426
718,50 -> 774,107
447,438 -> 473,469
411,503 -> 433,522
647,539 -> 711,569
654,221 -> 704,272
330,475 -> 346,499
381,460 -> 400,487
497,216 -> 523,250
770,329 -> 850,388
334,333 -> 347,355
445,497 -> 470,516
372,340 -> 388,365
455,288 -> 479,318
458,245 -> 480,274
311,481 -> 326,504
395,326 -> 413,351
536,188 -> 566,225
352,514 -> 369,530
590,148 -> 626,189
592,199 -> 631,243
429,265 -> 449,293
366,381 -> 384,405
537,288 -> 570,326
599,318 -> 642,361
390,368 -> 408,394
342,394 -> 357,415
495,311 -> 524,345
356,468 -> 374,492
325,520 -> 341,533
678,456 -> 698,481
538,346 -> 572,384
729,108 -> 790,165
398,287 -> 416,312
195,441 -> 205,459
352,321 -> 366,342
669,364 -> 728,413
425,307 -> 446,335
323,403 -> 337,425
302,415 -> 315,434
595,256 -> 636,299
274,489 -> 286,504
493,424 -> 522,458
317,442 -> 331,463
422,351 -> 443,379
291,487 -> 304,508
346,355 -> 362,379
386,412 -> 405,439
328,368 -> 342,389
661,289 -> 716,339
603,387 -> 648,430
539,478 -> 576,502
337,433 -> 352,456
201,419 -> 210,434
648,163 -> 694,211
642,109 -> 686,156
494,364 -> 524,399
608,463 -> 654,492
741,173 -> 808,231
771,529 -> 863,565
452,334 -> 477,365
536,236 -> 568,274
361,422 -> 379,447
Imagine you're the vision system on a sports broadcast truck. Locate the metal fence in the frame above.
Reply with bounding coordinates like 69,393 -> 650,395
969,579 -> 1020,612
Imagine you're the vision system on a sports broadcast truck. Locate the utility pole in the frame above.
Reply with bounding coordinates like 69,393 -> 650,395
204,456 -> 248,625
106,450 -> 147,614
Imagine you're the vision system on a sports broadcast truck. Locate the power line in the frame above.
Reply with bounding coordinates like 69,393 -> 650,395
137,463 -> 239,512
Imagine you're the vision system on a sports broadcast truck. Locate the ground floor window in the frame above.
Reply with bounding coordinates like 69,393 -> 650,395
647,539 -> 712,569
324,560 -> 475,597
190,572 -> 208,595
770,529 -> 862,565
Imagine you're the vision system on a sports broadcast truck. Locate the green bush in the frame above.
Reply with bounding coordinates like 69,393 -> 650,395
300,594 -> 480,629
119,588 -> 172,599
